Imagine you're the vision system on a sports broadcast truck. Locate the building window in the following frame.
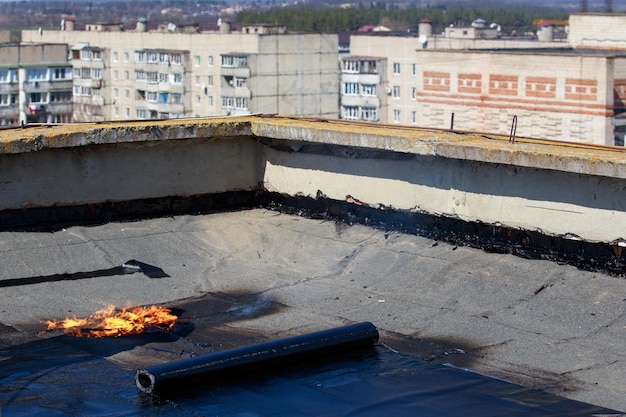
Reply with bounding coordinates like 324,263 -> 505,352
171,54 -> 182,65
221,55 -> 247,68
361,84 -> 376,96
135,71 -> 147,81
361,60 -> 377,73
124,52 -> 129,62
393,62 -> 400,75
113,51 -> 118,62
195,76 -> 200,85
147,72 -> 158,84
159,73 -> 169,84
125,71 -> 130,80
148,52 -> 158,63
0,69 -> 16,83
208,56 -> 213,66
411,87 -> 417,100
235,77 -> 246,87
362,107 -> 378,122
412,111 -> 417,125
158,92 -> 168,104
146,91 -> 158,103
93,50 -> 101,60
93,68 -> 102,79
208,75 -> 213,87
392,85 -> 400,99
113,88 -> 119,98
135,51 -> 145,62
136,109 -> 146,119
341,106 -> 359,120
52,67 -> 70,80
342,60 -> 358,73
221,96 -> 234,108
125,89 -> 130,99
73,67 -> 81,78
235,97 -> 248,109
208,95 -> 213,106
81,68 -> 91,79
50,91 -> 71,102
80,49 -> 93,60
26,68 -> 48,81
343,82 -> 358,95
194,55 -> 201,66
114,107 -> 119,117
195,95 -> 201,105
393,109 -> 400,122
125,107 -> 130,117
171,93 -> 182,104
412,63 -> 417,76
172,73 -> 183,85
113,70 -> 118,80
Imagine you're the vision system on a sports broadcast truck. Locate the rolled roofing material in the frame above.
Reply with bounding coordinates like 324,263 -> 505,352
135,321 -> 379,395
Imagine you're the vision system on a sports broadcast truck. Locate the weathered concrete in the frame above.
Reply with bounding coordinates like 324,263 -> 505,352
2,117 -> 626,246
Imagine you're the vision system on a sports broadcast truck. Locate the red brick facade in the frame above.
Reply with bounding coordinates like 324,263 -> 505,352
489,74 -> 518,96
458,73 -> 482,94
565,78 -> 597,101
526,77 -> 557,99
423,71 -> 451,92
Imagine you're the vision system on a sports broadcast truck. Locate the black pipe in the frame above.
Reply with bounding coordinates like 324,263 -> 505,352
135,321 -> 379,395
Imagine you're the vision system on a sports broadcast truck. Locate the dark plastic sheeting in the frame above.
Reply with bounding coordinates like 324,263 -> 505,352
0,335 -> 623,416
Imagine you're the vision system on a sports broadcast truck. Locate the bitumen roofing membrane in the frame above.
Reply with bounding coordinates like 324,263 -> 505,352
1,208 -> 625,416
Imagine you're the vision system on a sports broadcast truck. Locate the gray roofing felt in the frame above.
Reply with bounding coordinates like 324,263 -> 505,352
1,209 -> 625,412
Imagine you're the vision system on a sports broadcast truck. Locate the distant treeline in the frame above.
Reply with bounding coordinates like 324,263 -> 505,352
235,5 -> 570,34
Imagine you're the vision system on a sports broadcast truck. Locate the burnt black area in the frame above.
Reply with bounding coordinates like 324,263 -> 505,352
256,192 -> 626,277
0,189 -> 624,276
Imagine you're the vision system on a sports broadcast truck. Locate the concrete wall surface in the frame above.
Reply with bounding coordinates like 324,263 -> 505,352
1,116 -> 626,245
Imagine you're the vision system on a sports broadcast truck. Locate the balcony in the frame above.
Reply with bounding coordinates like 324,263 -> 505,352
23,80 -> 74,92
220,67 -> 251,78
0,106 -> 18,118
0,83 -> 18,94
46,102 -> 73,114
74,79 -> 102,89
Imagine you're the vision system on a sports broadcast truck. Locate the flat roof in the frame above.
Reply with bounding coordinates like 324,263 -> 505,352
1,209 -> 625,412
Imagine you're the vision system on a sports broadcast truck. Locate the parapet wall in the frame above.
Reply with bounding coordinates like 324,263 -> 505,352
2,116 -> 626,271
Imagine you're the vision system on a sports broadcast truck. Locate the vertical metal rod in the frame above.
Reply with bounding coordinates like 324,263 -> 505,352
450,112 -> 455,130
509,115 -> 518,144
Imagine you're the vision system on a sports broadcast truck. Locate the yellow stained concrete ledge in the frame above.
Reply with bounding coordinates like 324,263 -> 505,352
2,116 -> 626,180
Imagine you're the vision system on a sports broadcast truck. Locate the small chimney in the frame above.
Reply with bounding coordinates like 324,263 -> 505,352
537,23 -> 554,42
136,18 -> 148,33
418,18 -> 433,38
219,20 -> 231,33
64,16 -> 76,31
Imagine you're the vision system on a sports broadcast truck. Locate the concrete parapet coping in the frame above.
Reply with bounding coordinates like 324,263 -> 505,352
2,116 -> 626,179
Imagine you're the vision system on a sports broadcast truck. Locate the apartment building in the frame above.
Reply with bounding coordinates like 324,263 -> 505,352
22,21 -> 339,121
0,43 -> 72,126
343,14 -> 626,145
340,56 -> 386,122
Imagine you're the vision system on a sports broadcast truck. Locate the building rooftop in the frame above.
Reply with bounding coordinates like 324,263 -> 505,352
0,117 -> 625,415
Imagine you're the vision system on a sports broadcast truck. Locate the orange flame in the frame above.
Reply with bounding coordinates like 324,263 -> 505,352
44,305 -> 177,338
